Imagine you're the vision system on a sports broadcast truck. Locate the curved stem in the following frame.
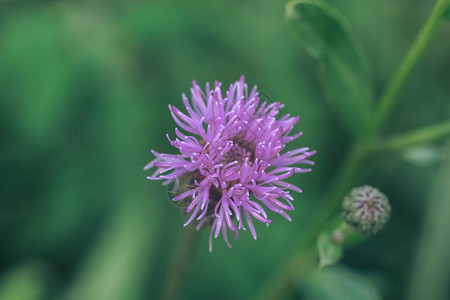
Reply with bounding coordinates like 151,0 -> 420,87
159,226 -> 199,300
257,119 -> 448,300
408,140 -> 450,300
372,120 -> 450,153
258,246 -> 318,300
256,1 -> 450,300
370,0 -> 449,135
256,143 -> 371,300
257,120 -> 450,300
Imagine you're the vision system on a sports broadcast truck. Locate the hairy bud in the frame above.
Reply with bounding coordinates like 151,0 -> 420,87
342,185 -> 391,235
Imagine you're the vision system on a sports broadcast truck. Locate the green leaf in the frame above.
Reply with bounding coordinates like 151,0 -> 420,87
0,263 -> 49,300
317,232 -> 343,268
286,0 -> 372,138
62,200 -> 159,300
443,5 -> 450,21
0,9 -> 74,148
303,266 -> 382,300
408,140 -> 450,300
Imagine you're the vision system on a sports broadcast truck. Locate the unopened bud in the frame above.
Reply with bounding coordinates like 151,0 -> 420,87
342,185 -> 391,235
331,229 -> 344,244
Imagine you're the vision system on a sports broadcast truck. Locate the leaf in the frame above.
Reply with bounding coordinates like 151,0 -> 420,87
443,5 -> 450,21
317,232 -> 343,268
286,0 -> 372,138
0,263 -> 49,300
408,140 -> 450,300
0,9 -> 74,148
62,200 -> 159,300
302,266 -> 382,300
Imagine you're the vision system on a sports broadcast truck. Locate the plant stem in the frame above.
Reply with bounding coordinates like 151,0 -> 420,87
408,140 -> 450,300
370,0 -> 449,135
256,143 -> 371,300
256,1 -> 450,299
258,245 -> 318,300
257,117 -> 450,300
373,120 -> 450,152
159,226 -> 199,300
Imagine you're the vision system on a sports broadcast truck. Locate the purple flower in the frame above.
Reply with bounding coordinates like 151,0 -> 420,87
145,76 -> 316,251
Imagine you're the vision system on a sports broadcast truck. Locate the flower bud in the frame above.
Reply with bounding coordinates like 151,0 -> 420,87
342,185 -> 391,235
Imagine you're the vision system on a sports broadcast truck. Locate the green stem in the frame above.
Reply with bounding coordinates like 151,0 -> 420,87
370,0 -> 449,135
256,1 -> 450,299
159,226 -> 199,300
408,140 -> 450,300
373,120 -> 450,152
257,120 -> 450,300
258,246 -> 318,300
256,144 -> 371,300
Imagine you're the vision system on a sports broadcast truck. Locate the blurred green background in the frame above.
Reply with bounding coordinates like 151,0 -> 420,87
0,0 -> 449,299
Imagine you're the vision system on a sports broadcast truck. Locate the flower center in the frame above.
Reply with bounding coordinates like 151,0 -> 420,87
222,133 -> 255,165
222,143 -> 252,164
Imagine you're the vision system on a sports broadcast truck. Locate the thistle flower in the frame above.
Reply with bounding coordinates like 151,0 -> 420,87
145,76 -> 316,250
342,185 -> 391,235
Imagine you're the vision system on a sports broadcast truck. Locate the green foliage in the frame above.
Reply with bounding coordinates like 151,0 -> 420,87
0,0 -> 449,300
286,0 -> 373,138
317,221 -> 365,269
0,8 -> 74,147
0,263 -> 49,300
302,266 -> 382,300
443,5 -> 450,20
62,201 -> 158,300
408,140 -> 450,300
317,232 -> 343,268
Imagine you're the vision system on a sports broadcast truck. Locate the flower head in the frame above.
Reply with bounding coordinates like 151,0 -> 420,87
145,76 -> 316,250
342,185 -> 391,235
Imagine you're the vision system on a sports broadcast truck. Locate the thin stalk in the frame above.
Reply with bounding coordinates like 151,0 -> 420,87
256,143 -> 371,300
373,120 -> 450,153
258,246 -> 318,300
257,119 -> 450,300
371,0 -> 449,135
256,1 -> 450,298
408,140 -> 450,300
159,226 -> 199,300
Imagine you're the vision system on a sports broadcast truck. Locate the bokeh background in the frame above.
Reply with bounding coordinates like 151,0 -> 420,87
0,0 -> 449,299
